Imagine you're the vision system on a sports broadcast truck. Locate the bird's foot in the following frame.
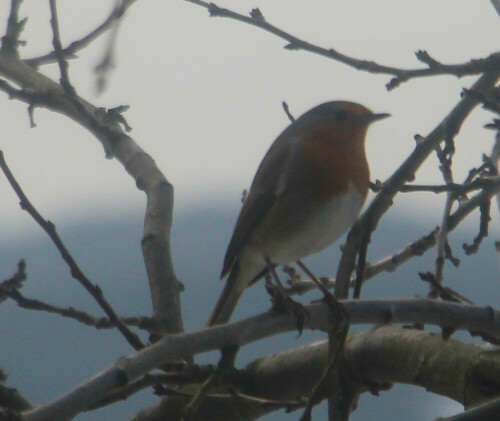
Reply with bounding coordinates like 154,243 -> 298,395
295,260 -> 349,331
265,277 -> 310,335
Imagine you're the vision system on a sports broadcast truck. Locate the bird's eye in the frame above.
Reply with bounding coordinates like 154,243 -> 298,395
334,109 -> 348,121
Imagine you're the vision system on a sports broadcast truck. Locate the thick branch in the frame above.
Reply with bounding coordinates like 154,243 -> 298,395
243,326 -> 497,410
115,326 -> 500,421
440,396 -> 500,421
0,49 -> 183,333
20,299 -> 500,421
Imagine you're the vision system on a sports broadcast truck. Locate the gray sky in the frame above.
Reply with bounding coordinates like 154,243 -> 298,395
1,0 -> 499,237
1,2 -> 499,419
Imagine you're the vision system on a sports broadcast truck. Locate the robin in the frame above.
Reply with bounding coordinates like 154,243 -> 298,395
207,101 -> 390,326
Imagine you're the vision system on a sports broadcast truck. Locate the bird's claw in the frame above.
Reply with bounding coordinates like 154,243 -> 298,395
265,280 -> 310,335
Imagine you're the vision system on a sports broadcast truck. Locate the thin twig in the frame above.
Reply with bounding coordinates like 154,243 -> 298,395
364,227 -> 439,280
287,174 -> 500,296
0,260 -> 26,305
334,72 -> 500,299
286,276 -> 337,296
1,283 -> 155,330
24,0 -> 136,68
300,326 -> 350,421
288,175 -> 500,297
94,4 -> 123,94
295,263 -> 351,420
0,151 -> 145,350
1,0 -> 27,53
463,198 -> 492,255
94,371 -> 303,413
185,0 -> 500,90
181,346 -> 238,421
282,101 -> 295,122
432,137 -> 456,295
48,0 -> 75,96
419,272 -> 475,306
352,225 -> 371,299
488,125 -> 500,245
398,176 -> 500,194
0,47 -> 184,334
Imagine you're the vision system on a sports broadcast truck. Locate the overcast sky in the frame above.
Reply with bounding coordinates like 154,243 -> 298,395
1,1 -> 499,238
1,3 -> 499,420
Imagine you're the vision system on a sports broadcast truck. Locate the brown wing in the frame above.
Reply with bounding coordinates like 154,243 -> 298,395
220,127 -> 300,279
220,191 -> 276,279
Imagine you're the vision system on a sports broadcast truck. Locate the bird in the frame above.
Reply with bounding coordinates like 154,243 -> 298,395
207,101 -> 390,326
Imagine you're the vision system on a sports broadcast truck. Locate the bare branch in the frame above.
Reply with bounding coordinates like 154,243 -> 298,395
287,174 -> 500,298
0,151 -> 145,351
432,136 -> 457,294
364,227 -> 440,280
286,276 -> 338,296
439,395 -> 500,421
20,299 -> 500,421
48,0 -> 75,96
93,8 -> 121,94
0,0 -> 27,54
24,0 -> 136,68
334,71 -> 500,299
372,175 -> 500,277
0,49 -> 184,334
487,122 -> 500,250
185,0 -> 500,90
463,198 -> 491,255
1,282 -> 156,331
352,226 -> 371,299
491,0 -> 500,17
398,176 -> 500,194
418,272 -> 468,305
0,260 -> 26,305
129,325 -> 499,421
282,101 -> 295,122
0,379 -> 32,412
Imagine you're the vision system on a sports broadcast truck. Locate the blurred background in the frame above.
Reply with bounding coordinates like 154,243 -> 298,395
1,1 -> 500,420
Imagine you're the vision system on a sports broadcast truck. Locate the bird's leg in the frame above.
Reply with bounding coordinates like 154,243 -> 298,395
296,260 -> 336,300
296,260 -> 348,328
264,257 -> 292,315
264,257 -> 309,333
264,256 -> 285,288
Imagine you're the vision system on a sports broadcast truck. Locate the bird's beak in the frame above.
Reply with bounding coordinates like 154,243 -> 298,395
368,112 -> 391,123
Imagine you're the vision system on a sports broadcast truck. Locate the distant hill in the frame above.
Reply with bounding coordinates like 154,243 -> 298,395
1,206 -> 498,420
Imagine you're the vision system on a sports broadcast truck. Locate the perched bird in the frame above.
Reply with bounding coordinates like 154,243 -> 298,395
207,101 -> 390,326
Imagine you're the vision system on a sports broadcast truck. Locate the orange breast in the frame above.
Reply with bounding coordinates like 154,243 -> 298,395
298,125 -> 370,200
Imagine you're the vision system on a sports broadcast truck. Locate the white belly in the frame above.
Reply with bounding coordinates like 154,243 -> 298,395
272,188 -> 364,263
243,184 -> 365,266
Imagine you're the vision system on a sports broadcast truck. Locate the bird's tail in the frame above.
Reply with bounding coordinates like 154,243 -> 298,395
206,259 -> 260,327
